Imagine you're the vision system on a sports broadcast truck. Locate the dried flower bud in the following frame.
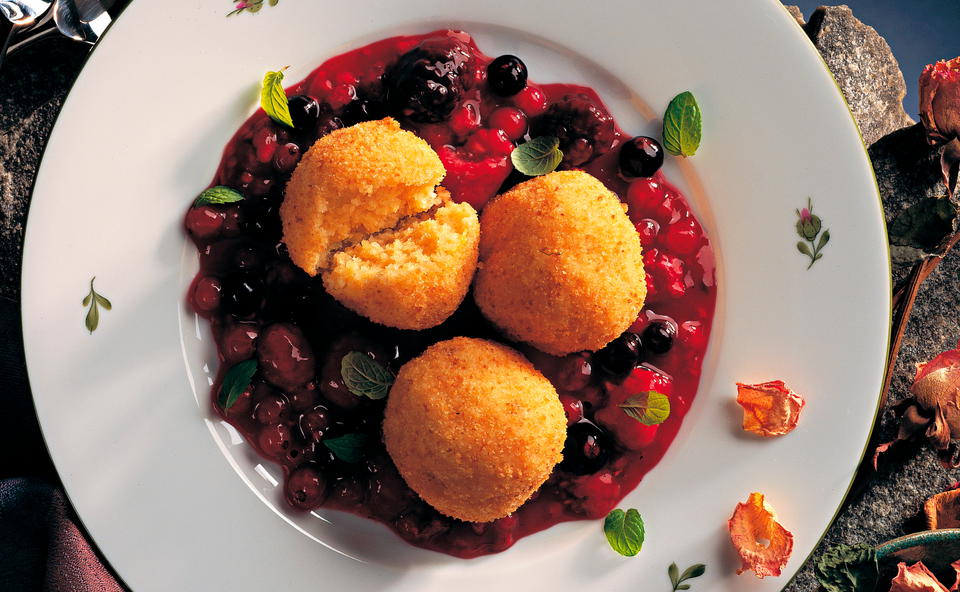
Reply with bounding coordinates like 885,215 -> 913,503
919,57 -> 960,146
919,57 -> 960,195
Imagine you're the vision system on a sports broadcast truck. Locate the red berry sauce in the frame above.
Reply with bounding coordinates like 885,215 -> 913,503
185,30 -> 716,558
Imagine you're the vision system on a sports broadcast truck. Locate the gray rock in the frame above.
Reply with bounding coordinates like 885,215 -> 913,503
805,5 -> 915,146
784,5 -> 805,26
0,39 -> 87,302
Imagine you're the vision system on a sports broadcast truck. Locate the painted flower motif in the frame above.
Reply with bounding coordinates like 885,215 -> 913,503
227,0 -> 279,16
795,197 -> 830,268
919,57 -> 960,196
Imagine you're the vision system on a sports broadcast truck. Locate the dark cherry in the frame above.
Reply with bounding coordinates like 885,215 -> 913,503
257,323 -> 316,391
619,136 -> 664,178
191,276 -> 221,313
254,394 -> 289,425
220,323 -> 259,363
286,464 -> 328,509
257,423 -> 292,459
593,332 -> 643,381
529,94 -> 615,166
487,54 -> 527,97
299,405 -> 332,443
558,422 -> 612,476
642,319 -> 677,355
384,37 -> 472,123
220,273 -> 263,318
287,95 -> 322,132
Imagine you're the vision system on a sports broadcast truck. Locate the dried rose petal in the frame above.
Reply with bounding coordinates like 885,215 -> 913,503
736,380 -> 805,437
924,488 -> 960,530
911,340 -> 960,443
728,492 -> 794,578
889,562 -> 950,592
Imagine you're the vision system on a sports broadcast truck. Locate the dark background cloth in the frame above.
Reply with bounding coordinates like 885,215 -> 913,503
0,3 -> 958,591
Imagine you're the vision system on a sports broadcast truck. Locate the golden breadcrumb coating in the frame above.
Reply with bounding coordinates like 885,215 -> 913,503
322,198 -> 480,330
474,170 -> 646,356
280,118 -> 445,274
383,337 -> 566,523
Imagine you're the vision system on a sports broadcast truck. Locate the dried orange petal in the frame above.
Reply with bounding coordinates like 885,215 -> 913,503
728,492 -> 794,578
924,488 -> 960,529
889,562 -> 949,592
736,380 -> 805,437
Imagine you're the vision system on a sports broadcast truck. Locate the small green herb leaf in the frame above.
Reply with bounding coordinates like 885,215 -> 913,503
261,67 -> 294,128
82,277 -> 111,334
619,391 -> 670,425
669,562 -> 707,591
797,241 -> 813,257
814,543 -> 878,592
680,564 -> 706,580
340,352 -> 394,400
662,91 -> 702,157
194,186 -> 245,207
85,301 -> 99,333
218,359 -> 258,410
669,563 -> 680,587
511,136 -> 563,176
323,433 -> 367,464
603,508 -> 645,557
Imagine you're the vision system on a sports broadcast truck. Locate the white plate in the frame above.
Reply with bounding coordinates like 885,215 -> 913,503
21,1 -> 890,590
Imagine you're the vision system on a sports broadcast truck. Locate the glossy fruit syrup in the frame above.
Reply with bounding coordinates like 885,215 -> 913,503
185,30 -> 716,558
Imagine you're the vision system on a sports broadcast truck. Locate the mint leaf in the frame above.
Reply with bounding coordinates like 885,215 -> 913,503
662,91 -> 702,157
340,352 -> 394,400
814,543 -> 878,592
261,67 -> 294,128
218,359 -> 258,410
323,433 -> 367,464
889,197 -> 959,254
194,186 -> 244,207
511,136 -> 563,176
619,391 -> 670,425
603,508 -> 645,557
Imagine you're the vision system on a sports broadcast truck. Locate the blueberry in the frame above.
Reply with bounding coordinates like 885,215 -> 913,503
619,136 -> 664,178
287,95 -> 321,132
487,54 -> 527,97
384,38 -> 472,123
558,422 -> 612,475
593,332 -> 643,381
642,319 -> 677,355
220,273 -> 263,317
340,87 -> 387,126
529,94 -> 616,166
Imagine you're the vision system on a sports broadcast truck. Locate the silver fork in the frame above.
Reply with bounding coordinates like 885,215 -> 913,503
1,0 -> 115,67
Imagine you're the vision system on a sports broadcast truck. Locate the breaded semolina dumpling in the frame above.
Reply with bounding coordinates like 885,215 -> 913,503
322,197 -> 480,330
475,171 -> 646,356
280,118 -> 445,274
383,338 -> 566,523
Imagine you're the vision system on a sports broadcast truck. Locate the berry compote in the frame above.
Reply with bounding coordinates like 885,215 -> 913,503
185,30 -> 716,558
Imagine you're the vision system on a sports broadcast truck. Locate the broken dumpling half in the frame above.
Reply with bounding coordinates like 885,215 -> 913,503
280,118 -> 479,330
